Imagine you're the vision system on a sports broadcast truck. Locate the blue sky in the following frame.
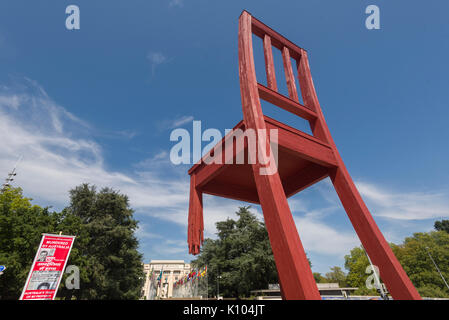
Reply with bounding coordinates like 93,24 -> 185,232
1,1 -> 449,275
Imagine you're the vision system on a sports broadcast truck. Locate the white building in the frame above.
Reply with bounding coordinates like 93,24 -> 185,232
142,260 -> 191,299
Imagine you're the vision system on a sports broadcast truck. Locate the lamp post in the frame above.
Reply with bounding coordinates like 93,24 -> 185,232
362,245 -> 388,300
424,246 -> 449,291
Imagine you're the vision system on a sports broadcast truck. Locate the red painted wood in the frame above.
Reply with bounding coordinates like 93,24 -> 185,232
282,47 -> 300,103
258,83 -> 317,120
202,182 -> 260,204
296,57 -> 329,143
264,116 -> 328,148
283,163 -> 329,198
191,122 -> 247,188
188,173 -> 203,255
188,120 -> 246,175
263,35 -> 278,91
189,116 -> 336,204
189,117 -> 335,205
187,10 -> 421,300
297,49 -> 421,300
238,11 -> 321,300
264,120 -> 337,168
250,14 -> 302,60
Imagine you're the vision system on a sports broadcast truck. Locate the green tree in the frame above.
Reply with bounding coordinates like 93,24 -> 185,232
325,266 -> 347,287
0,187 -> 59,299
57,184 -> 144,300
344,246 -> 378,295
344,230 -> 449,298
192,206 -> 278,298
313,272 -> 328,283
434,220 -> 449,234
391,231 -> 449,298
0,184 -> 144,300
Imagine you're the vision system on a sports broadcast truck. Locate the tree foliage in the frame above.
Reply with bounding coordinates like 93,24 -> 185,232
325,266 -> 347,287
58,184 -> 144,299
0,184 -> 144,300
344,246 -> 378,295
344,230 -> 449,298
434,220 -> 449,234
314,267 -> 349,287
191,206 -> 278,298
313,272 -> 327,283
0,187 -> 59,299
391,231 -> 449,298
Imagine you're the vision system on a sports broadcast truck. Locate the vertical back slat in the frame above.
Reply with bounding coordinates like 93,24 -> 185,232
282,46 -> 299,102
263,34 -> 278,91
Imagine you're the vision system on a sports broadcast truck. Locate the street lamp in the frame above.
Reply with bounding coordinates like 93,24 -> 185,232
424,246 -> 449,291
362,245 -> 388,300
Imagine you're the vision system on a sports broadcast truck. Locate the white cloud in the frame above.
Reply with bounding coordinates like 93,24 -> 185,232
147,52 -> 167,65
0,95 -> 20,109
357,181 -> 449,220
136,224 -> 163,239
169,0 -> 184,8
0,79 -> 185,212
147,52 -> 168,75
115,129 -> 138,139
3,77 -> 448,267
135,151 -> 170,169
153,240 -> 187,255
287,187 -> 360,257
286,178 -> 449,259
287,177 -> 449,258
0,78 -> 246,247
138,194 -> 263,239
202,196 -> 263,238
293,215 -> 359,257
155,115 -> 194,131
170,115 -> 194,128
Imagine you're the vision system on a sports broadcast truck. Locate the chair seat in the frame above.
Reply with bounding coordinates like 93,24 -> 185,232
188,116 -> 338,204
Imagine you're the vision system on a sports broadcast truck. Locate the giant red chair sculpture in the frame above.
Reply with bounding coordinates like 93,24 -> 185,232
187,11 -> 421,300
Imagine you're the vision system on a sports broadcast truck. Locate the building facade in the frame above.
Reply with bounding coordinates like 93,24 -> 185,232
142,260 -> 191,299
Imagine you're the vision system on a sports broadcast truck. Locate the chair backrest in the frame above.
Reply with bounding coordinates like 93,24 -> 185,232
238,11 -> 331,145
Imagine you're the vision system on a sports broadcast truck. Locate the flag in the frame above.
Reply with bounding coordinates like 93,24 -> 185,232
157,268 -> 163,286
201,265 -> 207,277
157,269 -> 163,281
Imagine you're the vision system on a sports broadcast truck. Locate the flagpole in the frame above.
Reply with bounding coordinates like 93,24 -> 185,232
157,266 -> 163,299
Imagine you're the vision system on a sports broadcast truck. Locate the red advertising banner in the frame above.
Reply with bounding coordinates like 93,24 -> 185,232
20,233 -> 75,300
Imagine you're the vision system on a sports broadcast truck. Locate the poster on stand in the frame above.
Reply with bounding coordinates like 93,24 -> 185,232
20,234 -> 75,300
